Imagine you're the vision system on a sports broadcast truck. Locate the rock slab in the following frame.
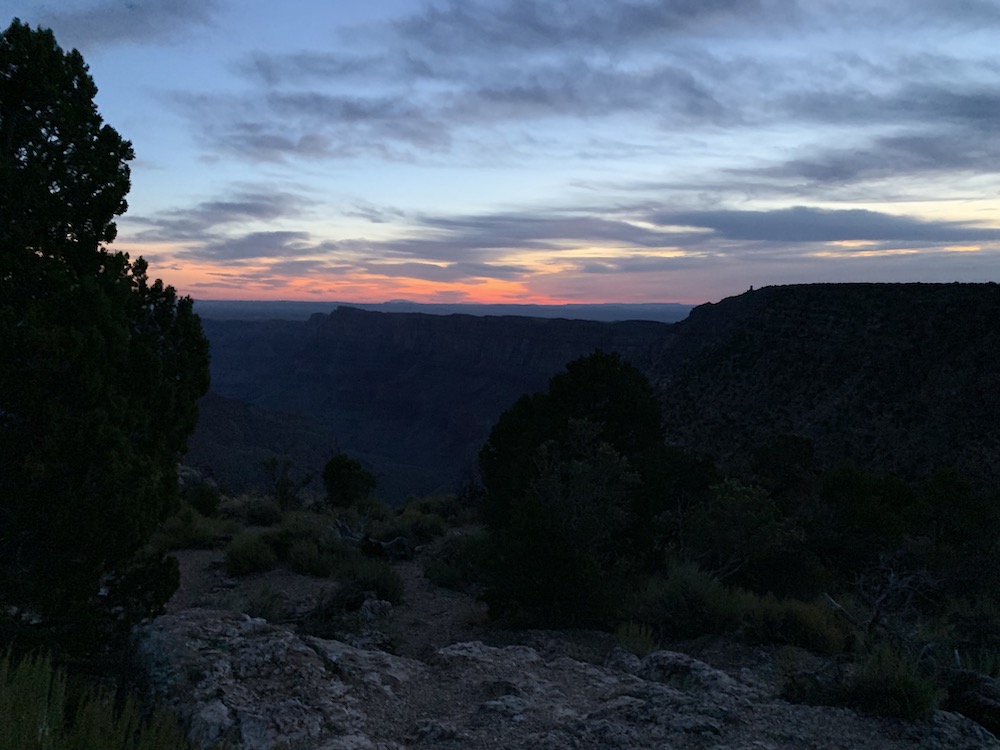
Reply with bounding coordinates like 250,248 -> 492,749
134,609 -> 999,750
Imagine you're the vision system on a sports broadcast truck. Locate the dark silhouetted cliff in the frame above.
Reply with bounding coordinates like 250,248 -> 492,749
650,283 -> 1000,486
187,285 -> 1000,501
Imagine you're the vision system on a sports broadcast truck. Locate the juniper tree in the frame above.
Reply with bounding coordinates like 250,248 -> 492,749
0,20 -> 209,658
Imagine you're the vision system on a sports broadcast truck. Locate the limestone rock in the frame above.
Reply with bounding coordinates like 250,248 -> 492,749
134,608 -> 1000,750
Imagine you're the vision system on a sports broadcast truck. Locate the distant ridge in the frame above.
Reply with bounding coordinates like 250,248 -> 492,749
192,299 -> 693,324
650,282 -> 1000,486
189,308 -> 671,501
187,283 -> 1000,501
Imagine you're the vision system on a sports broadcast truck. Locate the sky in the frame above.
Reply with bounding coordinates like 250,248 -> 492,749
4,0 -> 999,305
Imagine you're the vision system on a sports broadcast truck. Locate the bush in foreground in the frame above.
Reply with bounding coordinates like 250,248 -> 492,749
225,533 -> 278,576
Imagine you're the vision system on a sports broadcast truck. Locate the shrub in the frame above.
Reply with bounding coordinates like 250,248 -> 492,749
287,539 -> 335,578
635,562 -> 745,639
372,507 -> 448,545
221,494 -> 283,526
338,555 -> 404,605
846,645 -> 942,720
297,556 -> 405,641
245,496 -> 284,526
242,584 -> 287,623
745,595 -> 850,655
149,505 -> 230,553
225,533 -> 278,576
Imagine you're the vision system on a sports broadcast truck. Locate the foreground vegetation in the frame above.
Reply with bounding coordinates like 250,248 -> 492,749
0,650 -> 220,750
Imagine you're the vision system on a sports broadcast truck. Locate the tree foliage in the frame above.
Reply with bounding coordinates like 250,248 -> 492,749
0,20 -> 210,658
479,351 -> 671,625
322,453 -> 376,509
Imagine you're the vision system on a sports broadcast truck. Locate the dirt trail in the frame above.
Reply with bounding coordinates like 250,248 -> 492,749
390,559 -> 489,659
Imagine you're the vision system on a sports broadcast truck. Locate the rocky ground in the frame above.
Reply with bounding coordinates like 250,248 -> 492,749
132,548 -> 1000,750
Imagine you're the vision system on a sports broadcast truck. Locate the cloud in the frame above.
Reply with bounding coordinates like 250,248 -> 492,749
343,201 -> 408,224
649,206 -> 1000,244
363,260 -> 532,282
31,0 -> 220,48
756,130 -> 999,186
194,231 -> 313,261
129,188 -> 311,241
393,0 -> 789,55
170,0 -> 997,180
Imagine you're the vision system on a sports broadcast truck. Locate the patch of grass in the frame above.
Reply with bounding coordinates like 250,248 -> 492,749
627,561 -> 853,656
0,650 -> 216,750
745,595 -> 850,655
242,584 -> 287,623
616,620 -> 657,658
846,645 -> 942,720
224,532 -> 278,576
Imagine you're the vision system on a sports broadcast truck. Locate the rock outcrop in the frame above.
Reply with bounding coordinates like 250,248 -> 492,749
134,609 -> 998,750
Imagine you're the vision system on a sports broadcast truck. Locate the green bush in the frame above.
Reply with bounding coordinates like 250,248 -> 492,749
296,555 -> 405,640
846,646 -> 942,720
225,533 -> 278,576
245,497 -> 284,526
0,650 -> 209,750
337,555 -> 405,605
149,505 -> 230,553
287,539 -> 334,578
422,531 -> 490,592
220,494 -> 284,526
628,561 -> 852,655
372,507 -> 448,545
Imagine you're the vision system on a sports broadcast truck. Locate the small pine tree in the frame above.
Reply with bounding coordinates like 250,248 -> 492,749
322,453 -> 376,508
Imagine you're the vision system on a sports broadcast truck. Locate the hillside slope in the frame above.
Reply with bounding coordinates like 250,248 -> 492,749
651,282 -> 1000,485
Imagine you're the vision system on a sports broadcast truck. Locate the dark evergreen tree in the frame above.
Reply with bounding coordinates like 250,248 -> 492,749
0,20 -> 210,658
322,453 -> 376,508
478,350 -> 673,626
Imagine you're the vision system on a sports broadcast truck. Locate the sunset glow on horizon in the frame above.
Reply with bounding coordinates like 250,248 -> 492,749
8,1 -> 999,306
